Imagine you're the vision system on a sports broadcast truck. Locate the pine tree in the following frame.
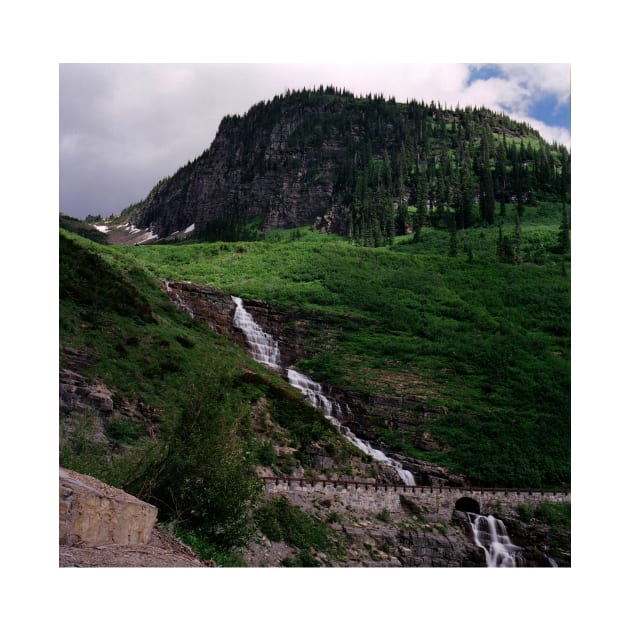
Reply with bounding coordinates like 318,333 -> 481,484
395,201 -> 409,236
414,168 -> 428,242
480,166 -> 495,225
497,223 -> 513,263
448,213 -> 457,257
513,211 -> 523,264
495,136 -> 507,218
557,199 -> 570,254
459,156 -> 475,229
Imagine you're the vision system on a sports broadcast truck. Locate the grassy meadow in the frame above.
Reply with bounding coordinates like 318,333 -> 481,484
118,201 -> 570,488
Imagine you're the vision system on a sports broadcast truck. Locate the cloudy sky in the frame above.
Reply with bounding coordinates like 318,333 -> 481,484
59,63 -> 571,220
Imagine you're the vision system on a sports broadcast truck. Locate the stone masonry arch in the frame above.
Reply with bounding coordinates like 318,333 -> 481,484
454,496 -> 481,514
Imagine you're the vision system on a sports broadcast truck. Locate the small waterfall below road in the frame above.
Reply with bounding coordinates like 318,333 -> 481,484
468,513 -> 522,567
231,296 -> 281,369
231,296 -> 415,485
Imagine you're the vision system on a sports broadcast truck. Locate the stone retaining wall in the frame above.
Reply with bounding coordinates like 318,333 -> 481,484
263,478 -> 571,520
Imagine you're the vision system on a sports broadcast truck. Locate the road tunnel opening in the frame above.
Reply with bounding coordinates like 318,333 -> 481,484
455,497 -> 481,514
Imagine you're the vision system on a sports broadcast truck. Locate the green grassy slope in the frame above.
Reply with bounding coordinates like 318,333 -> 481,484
59,229 -> 358,489
122,201 -> 570,487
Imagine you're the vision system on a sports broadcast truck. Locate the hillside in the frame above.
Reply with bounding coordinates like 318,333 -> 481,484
123,200 -> 570,488
60,88 -> 570,566
125,87 -> 569,243
59,217 -> 571,566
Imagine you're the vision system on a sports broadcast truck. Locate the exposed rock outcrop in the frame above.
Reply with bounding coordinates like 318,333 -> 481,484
59,467 -> 157,547
60,347 -> 162,451
59,468 -> 209,567
133,102 -> 346,238
163,280 -> 309,366
59,369 -> 114,419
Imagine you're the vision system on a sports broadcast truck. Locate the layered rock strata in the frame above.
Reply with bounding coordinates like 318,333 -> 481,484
59,467 -> 157,547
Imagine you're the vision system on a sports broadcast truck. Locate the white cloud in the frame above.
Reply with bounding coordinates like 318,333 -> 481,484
497,63 -> 571,104
459,76 -> 530,114
515,116 -> 572,149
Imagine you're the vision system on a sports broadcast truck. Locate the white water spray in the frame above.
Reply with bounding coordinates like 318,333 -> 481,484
231,296 -> 282,369
287,369 -> 415,485
231,297 -> 415,485
468,513 -> 522,567
164,281 -> 194,318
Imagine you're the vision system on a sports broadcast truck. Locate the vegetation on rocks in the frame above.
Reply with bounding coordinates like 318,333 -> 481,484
60,88 -> 570,565
124,199 -> 570,488
59,228 -> 357,558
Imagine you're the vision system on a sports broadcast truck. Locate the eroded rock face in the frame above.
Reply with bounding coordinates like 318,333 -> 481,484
59,369 -> 114,418
132,104 -> 348,238
163,280 -> 308,366
59,468 -> 157,547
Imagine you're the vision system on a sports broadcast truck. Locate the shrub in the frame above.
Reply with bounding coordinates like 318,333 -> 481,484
134,365 -> 262,549
516,503 -> 534,523
105,418 -> 144,444
255,440 -> 277,466
175,334 -> 195,348
254,496 -> 332,553
535,502 -> 570,531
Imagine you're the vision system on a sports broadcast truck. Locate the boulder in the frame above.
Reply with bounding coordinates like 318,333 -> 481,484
59,467 -> 157,547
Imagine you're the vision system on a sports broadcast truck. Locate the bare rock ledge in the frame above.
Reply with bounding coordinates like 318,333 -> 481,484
59,467 -> 157,547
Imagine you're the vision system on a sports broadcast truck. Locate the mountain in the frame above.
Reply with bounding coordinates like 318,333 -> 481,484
60,86 -> 570,567
127,86 -> 569,242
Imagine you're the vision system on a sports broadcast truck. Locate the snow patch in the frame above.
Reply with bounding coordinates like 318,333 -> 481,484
135,231 -> 158,244
184,223 -> 195,234
94,225 -> 110,233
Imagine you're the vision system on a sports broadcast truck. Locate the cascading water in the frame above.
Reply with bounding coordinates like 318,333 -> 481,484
287,369 -> 415,485
231,297 -> 415,485
164,280 -> 194,319
231,296 -> 281,369
467,513 -> 522,567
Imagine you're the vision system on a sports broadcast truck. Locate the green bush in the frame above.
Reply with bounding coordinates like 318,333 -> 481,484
105,418 -> 144,444
133,365 -> 262,549
174,528 -> 247,566
281,549 -> 321,567
254,496 -> 333,554
535,502 -> 570,531
516,503 -> 534,523
255,440 -> 277,466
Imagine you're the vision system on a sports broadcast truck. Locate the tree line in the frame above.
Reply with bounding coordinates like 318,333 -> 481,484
234,86 -> 570,248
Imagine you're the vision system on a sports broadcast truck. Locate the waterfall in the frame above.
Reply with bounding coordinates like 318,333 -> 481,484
287,368 -> 415,485
231,297 -> 415,485
231,296 -> 282,369
164,281 -> 194,319
468,513 -> 522,567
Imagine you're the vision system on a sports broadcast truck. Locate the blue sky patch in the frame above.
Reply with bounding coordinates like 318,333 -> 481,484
529,93 -> 571,130
467,64 -> 502,84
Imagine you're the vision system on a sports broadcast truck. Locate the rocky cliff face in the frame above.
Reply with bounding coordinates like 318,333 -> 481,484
133,101 -> 349,238
163,280 -> 309,366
